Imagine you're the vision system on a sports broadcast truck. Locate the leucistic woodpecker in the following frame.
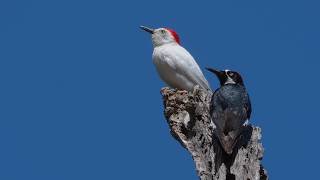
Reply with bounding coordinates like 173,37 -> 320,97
140,26 -> 211,92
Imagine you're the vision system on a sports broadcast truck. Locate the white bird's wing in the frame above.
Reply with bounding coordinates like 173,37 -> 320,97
162,45 -> 211,91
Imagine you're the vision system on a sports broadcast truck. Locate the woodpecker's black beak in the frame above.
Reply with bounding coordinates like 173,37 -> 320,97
140,26 -> 154,34
206,67 -> 226,85
206,67 -> 222,77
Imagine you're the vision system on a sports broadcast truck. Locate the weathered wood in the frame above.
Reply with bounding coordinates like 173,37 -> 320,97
161,87 -> 268,180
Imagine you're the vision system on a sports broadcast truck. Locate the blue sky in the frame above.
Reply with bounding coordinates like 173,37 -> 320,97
1,0 -> 319,179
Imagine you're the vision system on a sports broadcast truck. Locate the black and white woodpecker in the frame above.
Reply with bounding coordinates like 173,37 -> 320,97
206,67 -> 251,154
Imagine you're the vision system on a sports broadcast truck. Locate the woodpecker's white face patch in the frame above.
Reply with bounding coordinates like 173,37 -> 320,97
224,70 -> 236,85
151,28 -> 177,47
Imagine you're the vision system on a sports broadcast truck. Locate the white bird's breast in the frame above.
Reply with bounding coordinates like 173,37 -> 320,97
152,44 -> 210,91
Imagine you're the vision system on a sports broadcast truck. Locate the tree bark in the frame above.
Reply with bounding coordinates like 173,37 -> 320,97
161,86 -> 268,180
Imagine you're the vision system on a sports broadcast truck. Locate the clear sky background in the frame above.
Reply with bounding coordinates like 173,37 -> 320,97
1,0 -> 319,179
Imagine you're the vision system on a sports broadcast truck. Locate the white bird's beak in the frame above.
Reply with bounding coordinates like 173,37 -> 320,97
140,26 -> 154,34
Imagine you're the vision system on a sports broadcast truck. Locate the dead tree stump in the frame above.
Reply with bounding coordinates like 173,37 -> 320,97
161,87 -> 268,180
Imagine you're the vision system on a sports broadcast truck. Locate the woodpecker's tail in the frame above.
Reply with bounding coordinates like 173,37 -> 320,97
217,130 -> 240,155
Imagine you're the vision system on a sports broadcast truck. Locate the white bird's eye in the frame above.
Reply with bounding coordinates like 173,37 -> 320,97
161,29 -> 166,34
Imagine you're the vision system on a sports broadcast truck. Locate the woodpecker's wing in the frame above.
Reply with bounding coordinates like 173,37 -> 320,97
161,45 -> 211,91
211,85 -> 251,131
211,85 -> 251,154
245,93 -> 252,119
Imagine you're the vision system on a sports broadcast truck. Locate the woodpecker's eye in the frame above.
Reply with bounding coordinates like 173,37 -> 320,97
161,29 -> 166,34
228,72 -> 234,77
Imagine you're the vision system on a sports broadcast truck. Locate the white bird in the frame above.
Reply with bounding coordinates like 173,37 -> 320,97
140,26 -> 211,92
